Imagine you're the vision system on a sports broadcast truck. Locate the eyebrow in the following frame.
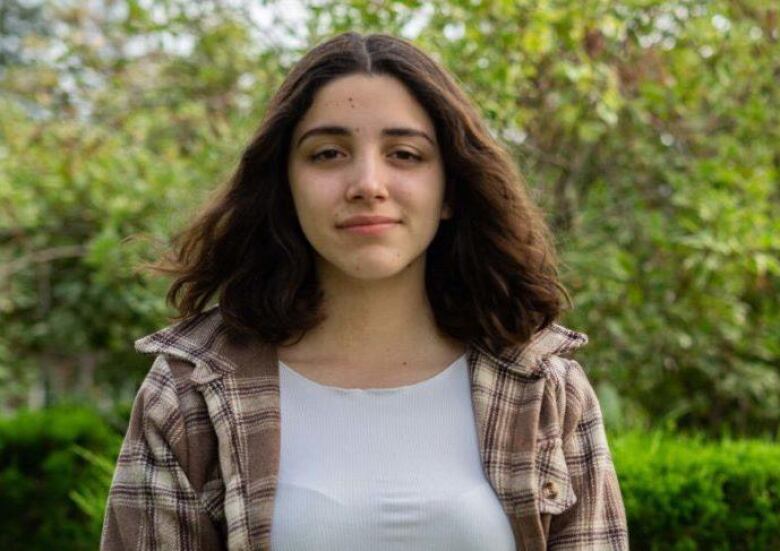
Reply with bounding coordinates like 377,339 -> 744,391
296,125 -> 436,147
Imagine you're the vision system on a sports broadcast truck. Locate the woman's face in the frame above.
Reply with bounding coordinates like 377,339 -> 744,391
287,73 -> 451,283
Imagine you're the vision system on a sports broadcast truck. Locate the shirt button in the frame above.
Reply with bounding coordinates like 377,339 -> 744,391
542,481 -> 558,499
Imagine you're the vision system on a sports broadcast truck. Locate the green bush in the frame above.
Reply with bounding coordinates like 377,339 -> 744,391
610,430 -> 780,550
0,406 -> 121,551
68,444 -> 118,542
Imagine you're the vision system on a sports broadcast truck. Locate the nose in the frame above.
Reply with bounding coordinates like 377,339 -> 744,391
345,151 -> 389,203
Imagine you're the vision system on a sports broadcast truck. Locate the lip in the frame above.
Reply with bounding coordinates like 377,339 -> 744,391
340,222 -> 398,235
336,215 -> 400,229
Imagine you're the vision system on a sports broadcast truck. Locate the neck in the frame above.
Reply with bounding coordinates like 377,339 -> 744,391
284,256 -> 456,364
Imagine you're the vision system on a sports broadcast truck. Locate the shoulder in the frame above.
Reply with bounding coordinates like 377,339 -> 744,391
471,322 -> 596,437
544,353 -> 595,403
131,354 -> 220,490
540,353 -> 608,454
135,306 -> 257,382
134,355 -> 203,440
512,323 -> 600,442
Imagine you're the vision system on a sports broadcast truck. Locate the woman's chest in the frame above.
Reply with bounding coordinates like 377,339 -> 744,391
276,351 -> 466,389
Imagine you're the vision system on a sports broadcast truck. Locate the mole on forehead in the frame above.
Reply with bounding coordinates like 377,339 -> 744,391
320,96 -> 364,106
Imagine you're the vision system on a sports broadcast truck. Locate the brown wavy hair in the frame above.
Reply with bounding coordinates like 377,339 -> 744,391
152,31 -> 571,354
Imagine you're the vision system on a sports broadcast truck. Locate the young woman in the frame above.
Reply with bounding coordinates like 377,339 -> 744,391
102,32 -> 628,550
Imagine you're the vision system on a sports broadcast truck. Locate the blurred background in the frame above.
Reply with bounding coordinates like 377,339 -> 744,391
1,0 -> 778,549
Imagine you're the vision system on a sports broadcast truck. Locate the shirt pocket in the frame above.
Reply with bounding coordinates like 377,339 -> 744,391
535,437 -> 577,515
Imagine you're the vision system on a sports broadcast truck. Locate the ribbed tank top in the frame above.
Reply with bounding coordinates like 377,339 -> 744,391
270,353 -> 516,550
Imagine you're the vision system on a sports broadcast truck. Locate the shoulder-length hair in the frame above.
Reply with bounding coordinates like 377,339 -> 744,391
152,31 -> 571,354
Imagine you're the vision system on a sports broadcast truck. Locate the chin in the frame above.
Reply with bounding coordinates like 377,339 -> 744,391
325,255 -> 417,281
317,249 -> 425,281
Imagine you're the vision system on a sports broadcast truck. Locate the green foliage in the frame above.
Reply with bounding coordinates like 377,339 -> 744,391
0,0 -> 777,437
610,429 -> 780,550
0,0 -> 286,407
0,406 -> 121,550
69,444 -> 117,537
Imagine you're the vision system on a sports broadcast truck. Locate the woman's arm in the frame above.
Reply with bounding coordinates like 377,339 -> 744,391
101,355 -> 226,550
548,359 -> 629,550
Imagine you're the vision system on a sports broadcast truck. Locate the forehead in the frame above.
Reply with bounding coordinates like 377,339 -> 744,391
294,74 -> 435,135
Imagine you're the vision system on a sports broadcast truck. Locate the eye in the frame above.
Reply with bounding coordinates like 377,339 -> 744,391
310,148 -> 344,162
391,150 -> 422,162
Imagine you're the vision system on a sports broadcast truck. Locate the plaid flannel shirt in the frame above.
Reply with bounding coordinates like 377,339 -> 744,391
101,307 -> 628,550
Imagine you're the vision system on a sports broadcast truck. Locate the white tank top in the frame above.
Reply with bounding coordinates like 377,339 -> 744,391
270,353 -> 516,551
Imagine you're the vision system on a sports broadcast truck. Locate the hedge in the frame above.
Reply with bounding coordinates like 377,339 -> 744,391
611,429 -> 780,550
0,406 -> 121,551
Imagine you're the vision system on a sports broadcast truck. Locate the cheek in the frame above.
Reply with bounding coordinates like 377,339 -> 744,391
412,182 -> 446,212
290,172 -> 320,211
290,182 -> 336,233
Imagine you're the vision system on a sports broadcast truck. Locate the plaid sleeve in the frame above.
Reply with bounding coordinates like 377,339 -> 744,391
100,355 -> 226,550
548,359 -> 629,550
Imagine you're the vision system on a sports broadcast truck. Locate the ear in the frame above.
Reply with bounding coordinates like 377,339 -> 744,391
441,203 -> 453,220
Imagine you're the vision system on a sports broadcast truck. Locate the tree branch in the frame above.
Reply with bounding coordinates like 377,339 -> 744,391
0,245 -> 88,280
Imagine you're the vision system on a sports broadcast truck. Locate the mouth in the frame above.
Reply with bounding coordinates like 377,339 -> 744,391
338,221 -> 399,235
